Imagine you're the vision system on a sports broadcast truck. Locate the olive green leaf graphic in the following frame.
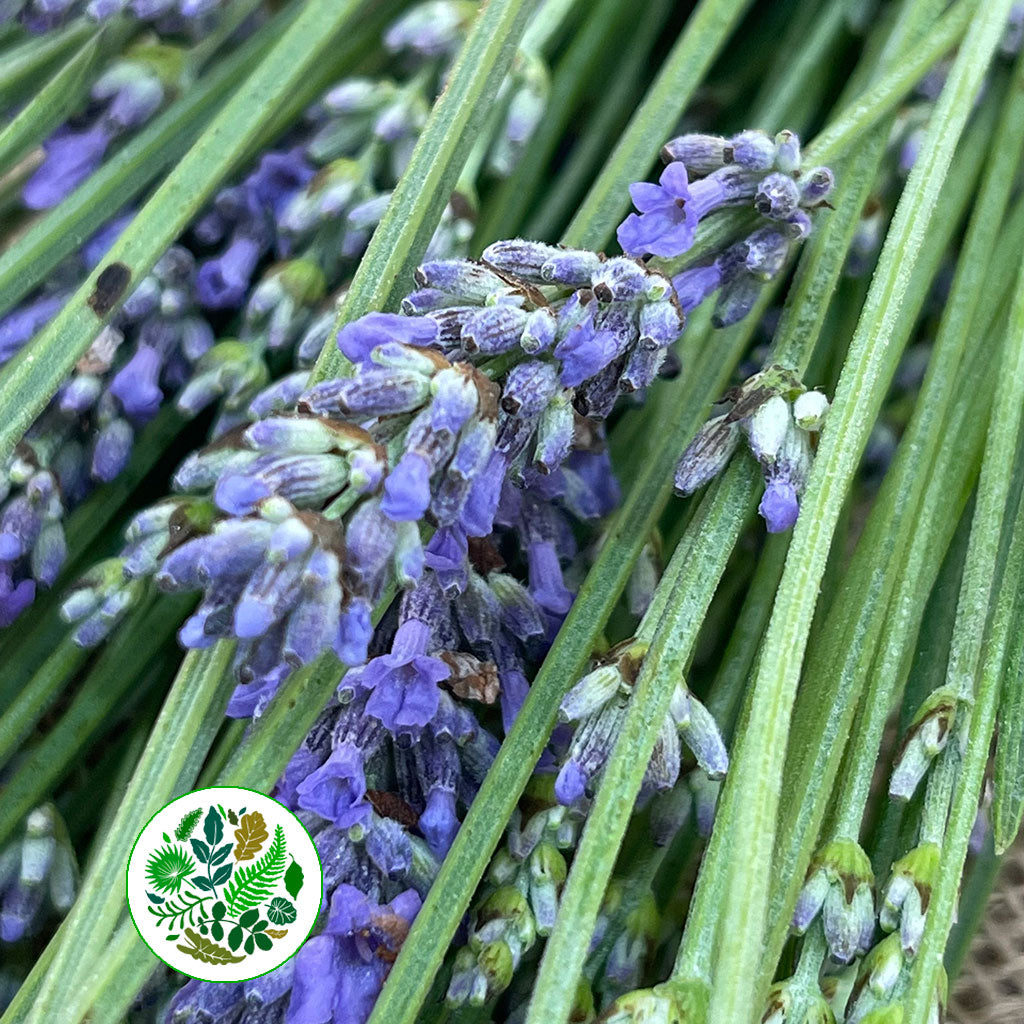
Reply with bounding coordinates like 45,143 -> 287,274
145,844 -> 197,895
267,897 -> 296,925
284,858 -> 304,900
265,928 -> 288,939
204,805 -> 224,846
176,927 -> 246,965
223,825 -> 286,916
233,811 -> 268,861
227,809 -> 239,825
174,808 -> 203,841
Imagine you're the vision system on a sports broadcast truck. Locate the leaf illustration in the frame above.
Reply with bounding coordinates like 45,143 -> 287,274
265,928 -> 288,939
210,920 -> 224,942
233,811 -> 268,861
212,863 -> 233,886
174,808 -> 203,841
146,892 -> 165,905
145,844 -> 197,895
211,842 -> 234,866
227,809 -> 239,825
228,925 -> 243,952
254,932 -> 273,951
223,825 -> 286,917
191,875 -> 215,892
147,890 -> 210,930
191,838 -> 211,863
267,897 -> 296,925
176,927 -> 245,965
244,934 -> 255,955
204,806 -> 224,846
284,858 -> 304,900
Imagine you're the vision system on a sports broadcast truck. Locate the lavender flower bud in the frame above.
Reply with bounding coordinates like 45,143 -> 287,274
792,838 -> 875,963
674,414 -> 741,494
889,687 -> 957,801
879,843 -> 938,954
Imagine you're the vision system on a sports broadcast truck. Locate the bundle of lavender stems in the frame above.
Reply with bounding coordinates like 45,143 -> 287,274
3,0 -> 1024,1022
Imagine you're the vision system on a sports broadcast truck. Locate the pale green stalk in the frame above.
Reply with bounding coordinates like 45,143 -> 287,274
707,2 -> 1008,1018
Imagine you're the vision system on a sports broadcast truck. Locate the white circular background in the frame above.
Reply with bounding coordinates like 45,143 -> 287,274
126,787 -> 322,983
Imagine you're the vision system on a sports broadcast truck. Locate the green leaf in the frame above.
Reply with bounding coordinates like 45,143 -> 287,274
284,859 -> 304,900
254,932 -> 273,952
144,845 -> 197,896
211,901 -> 225,920
238,908 -> 259,929
227,925 -> 243,953
311,0 -> 542,384
174,807 -> 203,842
0,0 -> 366,467
203,806 -> 223,847
244,934 -> 255,956
209,920 -> 223,943
190,876 -> 214,892
145,893 -> 164,906
266,897 -> 296,926
210,842 -> 233,866
223,826 -> 286,917
211,863 -> 233,886
190,839 -> 211,864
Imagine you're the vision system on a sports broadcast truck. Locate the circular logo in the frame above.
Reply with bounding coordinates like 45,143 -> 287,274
126,787 -> 322,982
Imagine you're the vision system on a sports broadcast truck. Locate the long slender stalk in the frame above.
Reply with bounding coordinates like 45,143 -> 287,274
706,3 -> 1007,1018
760,133 -> 1024,982
562,0 -> 755,250
901,189 -> 1024,1024
523,459 -> 759,1024
311,0 -> 541,383
20,642 -> 236,1023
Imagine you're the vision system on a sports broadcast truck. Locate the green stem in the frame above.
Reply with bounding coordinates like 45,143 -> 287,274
806,62 -> 1024,847
0,0 -> 367,465
521,0 -> 674,241
20,642 -> 236,1023
0,18 -> 133,179
0,594 -> 191,847
707,2 -> 1007,1018
311,0 -> 541,383
0,18 -> 94,112
523,459 -> 759,1024
470,0 -> 629,245
561,0 -> 755,250
0,635 -> 88,771
903,445 -> 1024,1021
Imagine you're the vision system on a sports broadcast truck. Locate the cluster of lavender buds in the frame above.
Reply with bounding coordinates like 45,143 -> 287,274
792,839 -> 876,965
37,118 -> 830,1021
553,639 -> 727,807
619,129 -> 834,326
674,365 -> 829,532
0,0 -> 558,627
0,805 -> 77,945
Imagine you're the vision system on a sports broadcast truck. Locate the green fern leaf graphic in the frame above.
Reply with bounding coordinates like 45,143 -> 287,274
174,808 -> 203,841
223,825 -> 286,917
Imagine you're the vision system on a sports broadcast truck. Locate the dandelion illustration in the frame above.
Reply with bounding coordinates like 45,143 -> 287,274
145,844 -> 197,896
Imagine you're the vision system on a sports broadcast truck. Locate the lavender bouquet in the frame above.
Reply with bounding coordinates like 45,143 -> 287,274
1,0 -> 1024,1023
